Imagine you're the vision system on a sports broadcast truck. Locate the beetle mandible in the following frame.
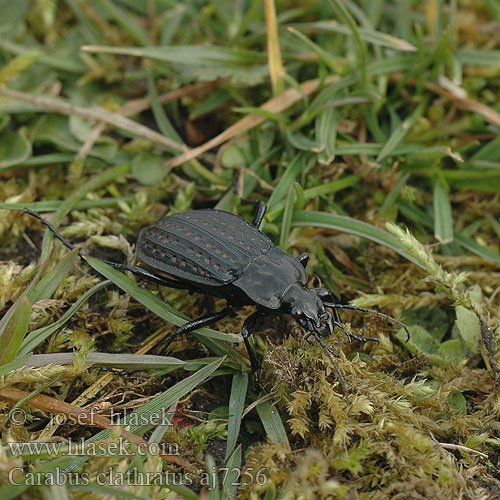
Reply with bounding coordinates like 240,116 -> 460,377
24,202 -> 408,396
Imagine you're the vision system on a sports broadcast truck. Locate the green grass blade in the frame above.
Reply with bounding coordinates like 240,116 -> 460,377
291,210 -> 421,266
328,0 -> 368,88
222,445 -> 242,500
280,184 -> 297,250
64,357 -> 225,472
433,178 -> 454,244
146,72 -> 183,143
82,44 -> 266,66
293,21 -> 417,51
96,0 -> 149,46
26,248 -> 78,304
206,454 -> 220,500
0,296 -> 31,365
86,257 -> 240,344
376,99 -> 427,162
21,352 -> 185,371
315,108 -> 341,165
266,175 -> 360,222
256,400 -> 289,448
0,197 -> 134,212
19,281 -> 110,355
1,457 -> 74,500
267,154 -> 306,211
286,26 -> 343,74
455,48 -> 500,66
225,373 -> 249,462
69,483 -> 152,500
398,200 -> 500,264
379,173 -> 410,217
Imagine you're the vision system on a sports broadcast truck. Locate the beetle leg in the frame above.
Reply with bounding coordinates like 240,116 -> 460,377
304,333 -> 315,345
297,252 -> 309,269
249,201 -> 267,228
236,198 -> 267,228
328,304 -> 356,343
159,307 -> 234,352
326,302 -> 377,344
241,311 -> 263,390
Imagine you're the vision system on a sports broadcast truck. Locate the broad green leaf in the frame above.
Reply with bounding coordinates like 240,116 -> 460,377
437,339 -> 465,364
131,152 -> 168,186
0,129 -> 31,170
33,115 -> 116,161
396,325 -> 440,355
447,393 -> 467,415
0,0 -> 29,41
455,306 -> 481,354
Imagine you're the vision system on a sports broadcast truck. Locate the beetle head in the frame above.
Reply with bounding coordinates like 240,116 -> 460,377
282,284 -> 333,337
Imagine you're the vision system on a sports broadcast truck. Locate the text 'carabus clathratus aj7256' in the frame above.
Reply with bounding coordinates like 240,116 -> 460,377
24,202 -> 409,401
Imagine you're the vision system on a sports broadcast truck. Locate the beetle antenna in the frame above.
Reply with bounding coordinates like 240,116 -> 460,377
312,332 -> 350,405
23,209 -> 82,255
323,302 -> 410,342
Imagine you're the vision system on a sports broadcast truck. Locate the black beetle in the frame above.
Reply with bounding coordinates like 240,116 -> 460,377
24,203 -> 408,398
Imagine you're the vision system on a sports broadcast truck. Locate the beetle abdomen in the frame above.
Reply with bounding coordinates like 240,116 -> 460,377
136,209 -> 273,286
